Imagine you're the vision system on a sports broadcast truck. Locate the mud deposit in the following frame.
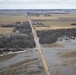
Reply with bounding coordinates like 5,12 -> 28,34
0,49 -> 45,75
0,53 -> 17,62
41,39 -> 76,75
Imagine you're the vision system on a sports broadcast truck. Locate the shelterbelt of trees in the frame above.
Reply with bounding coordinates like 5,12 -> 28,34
0,22 -> 36,48
37,28 -> 76,44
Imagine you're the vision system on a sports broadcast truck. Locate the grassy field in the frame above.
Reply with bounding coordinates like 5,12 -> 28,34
31,13 -> 76,31
0,27 -> 14,35
34,20 -> 76,26
0,15 -> 28,24
0,15 -> 28,35
30,16 -> 59,20
35,25 -> 76,31
52,13 -> 76,18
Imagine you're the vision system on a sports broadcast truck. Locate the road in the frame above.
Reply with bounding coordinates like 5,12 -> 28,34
25,12 -> 51,75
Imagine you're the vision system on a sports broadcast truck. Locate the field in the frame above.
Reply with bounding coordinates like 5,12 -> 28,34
0,15 -> 28,24
0,15 -> 28,35
0,27 -> 13,35
35,25 -> 76,31
31,13 -> 76,31
0,10 -> 76,75
31,13 -> 76,75
30,16 -> 59,20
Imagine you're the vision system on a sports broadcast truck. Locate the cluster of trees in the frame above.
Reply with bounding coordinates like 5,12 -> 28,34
71,23 -> 76,25
0,22 -> 35,48
0,35 -> 35,48
13,22 -> 32,35
0,24 -> 15,27
37,28 -> 76,44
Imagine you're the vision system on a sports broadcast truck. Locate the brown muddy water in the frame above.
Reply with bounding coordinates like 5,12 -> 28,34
0,38 -> 76,75
0,49 -> 45,75
41,38 -> 76,75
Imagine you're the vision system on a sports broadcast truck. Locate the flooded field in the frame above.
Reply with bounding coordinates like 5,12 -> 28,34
0,9 -> 76,75
0,49 -> 45,75
41,39 -> 76,75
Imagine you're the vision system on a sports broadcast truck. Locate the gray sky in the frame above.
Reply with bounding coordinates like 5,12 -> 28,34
0,0 -> 76,9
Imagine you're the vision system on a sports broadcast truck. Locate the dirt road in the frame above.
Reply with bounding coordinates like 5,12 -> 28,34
25,12 -> 51,75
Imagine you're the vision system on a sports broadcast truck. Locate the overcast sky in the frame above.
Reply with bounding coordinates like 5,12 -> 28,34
0,0 -> 76,9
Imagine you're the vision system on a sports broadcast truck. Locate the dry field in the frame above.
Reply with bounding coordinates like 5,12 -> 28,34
35,25 -> 76,31
0,15 -> 28,35
0,27 -> 14,35
30,16 -> 59,20
0,15 -> 28,24
34,20 -> 76,26
52,13 -> 76,18
31,13 -> 76,31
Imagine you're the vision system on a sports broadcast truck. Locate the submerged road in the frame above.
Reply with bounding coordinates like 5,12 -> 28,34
25,12 -> 51,75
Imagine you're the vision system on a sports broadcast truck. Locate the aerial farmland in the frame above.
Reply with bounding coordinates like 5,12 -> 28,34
0,9 -> 76,75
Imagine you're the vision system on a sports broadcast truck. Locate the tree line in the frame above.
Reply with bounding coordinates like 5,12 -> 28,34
37,28 -> 76,44
0,22 -> 36,48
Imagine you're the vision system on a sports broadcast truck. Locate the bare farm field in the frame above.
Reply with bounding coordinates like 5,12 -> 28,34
31,13 -> 76,31
35,25 -> 76,31
0,27 -> 13,35
0,15 -> 28,24
30,16 -> 59,20
0,15 -> 28,35
52,13 -> 76,18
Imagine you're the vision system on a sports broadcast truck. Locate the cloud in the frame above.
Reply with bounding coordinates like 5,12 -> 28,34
0,0 -> 76,4
0,0 -> 4,1
0,0 -> 76,9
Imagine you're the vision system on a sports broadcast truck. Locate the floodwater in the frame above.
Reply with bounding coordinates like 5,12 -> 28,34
0,48 -> 45,75
41,38 -> 76,75
0,38 -> 76,75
